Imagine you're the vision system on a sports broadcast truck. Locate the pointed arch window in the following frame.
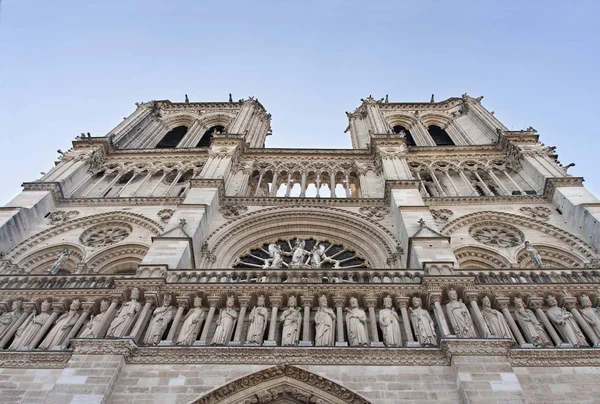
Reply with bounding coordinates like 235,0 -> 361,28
392,125 -> 416,146
428,125 -> 454,146
156,125 -> 188,148
196,125 -> 224,148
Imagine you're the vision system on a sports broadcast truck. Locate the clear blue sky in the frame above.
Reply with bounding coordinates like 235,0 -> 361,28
1,1 -> 599,204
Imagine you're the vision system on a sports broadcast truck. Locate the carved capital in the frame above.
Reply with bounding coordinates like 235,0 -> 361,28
395,296 -> 409,310
269,296 -> 282,309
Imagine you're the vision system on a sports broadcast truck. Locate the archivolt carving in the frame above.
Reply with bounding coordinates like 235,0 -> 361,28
6,212 -> 163,261
454,246 -> 512,269
205,207 -> 400,268
85,244 -> 149,273
193,365 -> 371,404
14,244 -> 84,274
441,211 -> 597,259
516,244 -> 585,268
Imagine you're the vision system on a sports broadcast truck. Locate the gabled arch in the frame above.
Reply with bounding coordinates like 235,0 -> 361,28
193,365 -> 371,404
161,112 -> 199,129
85,243 -> 149,274
454,245 -> 512,269
516,244 -> 585,268
386,113 -> 420,130
15,243 -> 84,274
419,112 -> 453,128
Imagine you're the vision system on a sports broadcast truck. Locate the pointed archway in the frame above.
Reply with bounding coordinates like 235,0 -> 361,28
192,365 -> 371,404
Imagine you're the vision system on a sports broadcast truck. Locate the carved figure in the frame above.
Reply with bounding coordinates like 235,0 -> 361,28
106,288 -> 141,338
410,297 -> 437,346
289,239 -> 309,269
524,241 -> 544,268
546,295 -> 588,347
176,297 -> 205,346
310,244 -> 327,268
280,296 -> 302,346
266,243 -> 284,269
480,296 -> 513,339
245,295 -> 268,345
579,294 -> 600,338
314,295 -> 335,346
211,296 -> 237,345
10,300 -> 52,350
445,289 -> 477,338
513,298 -> 552,347
379,296 -> 402,347
144,295 -> 176,346
39,299 -> 81,349
0,301 -> 23,340
345,297 -> 369,346
80,300 -> 110,338
47,248 -> 70,275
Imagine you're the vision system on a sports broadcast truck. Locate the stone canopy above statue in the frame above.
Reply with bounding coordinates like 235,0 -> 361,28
233,238 -> 368,269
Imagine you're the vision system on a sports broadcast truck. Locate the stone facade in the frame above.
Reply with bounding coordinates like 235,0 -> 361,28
0,94 -> 600,403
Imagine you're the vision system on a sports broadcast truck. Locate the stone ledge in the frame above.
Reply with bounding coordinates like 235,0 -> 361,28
0,350 -> 71,368
441,338 -> 514,360
509,347 -> 600,367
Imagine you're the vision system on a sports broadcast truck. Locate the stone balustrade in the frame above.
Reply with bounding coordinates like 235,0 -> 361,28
0,275 -> 119,290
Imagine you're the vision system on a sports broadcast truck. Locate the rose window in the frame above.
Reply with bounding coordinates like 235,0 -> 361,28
80,223 -> 132,248
234,238 -> 368,269
469,223 -> 524,248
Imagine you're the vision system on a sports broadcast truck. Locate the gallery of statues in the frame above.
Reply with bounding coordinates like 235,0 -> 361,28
0,93 -> 599,403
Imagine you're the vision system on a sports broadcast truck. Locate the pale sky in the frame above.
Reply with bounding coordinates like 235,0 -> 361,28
1,0 -> 599,203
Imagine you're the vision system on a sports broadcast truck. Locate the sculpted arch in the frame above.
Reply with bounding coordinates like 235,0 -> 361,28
205,207 -> 400,268
15,243 -> 84,274
193,365 -> 371,404
454,245 -> 512,269
516,244 -> 586,268
85,243 -> 149,274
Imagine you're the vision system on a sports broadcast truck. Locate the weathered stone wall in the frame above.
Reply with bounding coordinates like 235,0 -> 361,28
0,367 -> 62,404
515,366 -> 600,403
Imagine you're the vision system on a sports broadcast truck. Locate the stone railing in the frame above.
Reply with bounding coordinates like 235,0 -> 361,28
463,269 -> 600,284
0,275 -> 122,290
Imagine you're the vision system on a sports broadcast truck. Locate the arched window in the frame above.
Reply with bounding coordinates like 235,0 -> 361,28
392,125 -> 416,146
196,125 -> 224,147
428,125 -> 454,146
156,125 -> 188,148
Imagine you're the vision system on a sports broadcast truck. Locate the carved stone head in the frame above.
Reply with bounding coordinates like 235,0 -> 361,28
11,300 -> 22,311
514,297 -> 525,310
41,300 -> 52,313
412,297 -> 422,308
70,299 -> 81,311
349,297 -> 359,308
448,289 -> 458,302
162,295 -> 172,307
99,300 -> 110,312
131,288 -> 140,300
226,295 -> 235,308
288,296 -> 297,308
580,294 -> 592,308
383,295 -> 393,308
482,296 -> 491,309
257,295 -> 265,307
546,295 -> 557,307
319,295 -> 328,308
193,296 -> 202,308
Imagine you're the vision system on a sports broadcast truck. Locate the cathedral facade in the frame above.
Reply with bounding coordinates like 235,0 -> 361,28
0,94 -> 599,403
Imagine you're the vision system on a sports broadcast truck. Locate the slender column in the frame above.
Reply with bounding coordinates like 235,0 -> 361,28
502,169 -> 524,194
164,299 -> 187,345
415,171 -> 430,197
466,295 -> 490,337
518,171 -> 538,192
396,297 -> 417,346
563,298 -> 600,346
197,297 -> 219,345
345,173 -> 351,197
430,296 -> 452,337
443,170 -> 460,196
58,303 -> 93,350
0,308 -> 32,349
365,298 -> 383,346
264,297 -> 281,346
473,171 -> 494,195
99,172 -> 123,197
284,172 -> 292,197
149,171 -> 168,196
496,298 -> 526,346
164,171 -> 183,196
128,299 -> 154,343
27,306 -> 62,350
131,171 -> 153,197
299,297 -> 313,347
333,297 -> 348,346
330,172 -> 336,198
269,172 -> 279,197
530,299 -> 562,346
486,169 -> 509,195
231,297 -> 250,345
254,171 -> 263,196
458,170 -> 478,196
115,172 -> 138,197
315,174 -> 321,198
97,300 -> 119,338
429,169 -> 447,197
81,172 -> 107,197
299,172 -> 307,197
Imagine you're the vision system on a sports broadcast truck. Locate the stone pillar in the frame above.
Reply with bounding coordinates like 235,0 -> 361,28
197,297 -> 219,346
334,297 -> 348,347
57,302 -> 94,350
430,295 -> 452,338
365,298 -> 384,347
396,296 -> 419,347
264,297 -> 281,346
128,297 -> 154,344
495,297 -> 527,346
163,296 -> 188,345
562,296 -> 600,346
231,296 -> 250,346
466,294 -> 490,338
299,297 -> 313,347
529,298 -> 563,347
26,304 -> 62,350
97,299 -> 120,338
0,306 -> 32,349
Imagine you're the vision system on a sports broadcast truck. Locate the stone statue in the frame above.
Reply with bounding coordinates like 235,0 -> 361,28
211,296 -> 237,345
578,294 -> 600,338
345,297 -> 369,346
379,296 -> 402,347
176,297 -> 205,346
0,301 -> 23,340
143,295 -> 176,346
410,297 -> 437,346
280,296 -> 302,346
480,296 -> 513,339
314,295 -> 335,346
546,295 -> 588,347
266,243 -> 283,269
245,295 -> 268,345
47,248 -> 70,275
106,288 -> 141,338
513,297 -> 552,347
310,244 -> 327,269
80,300 -> 110,338
524,241 -> 544,268
445,289 -> 477,338
10,300 -> 52,350
39,299 -> 81,349
289,239 -> 309,269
